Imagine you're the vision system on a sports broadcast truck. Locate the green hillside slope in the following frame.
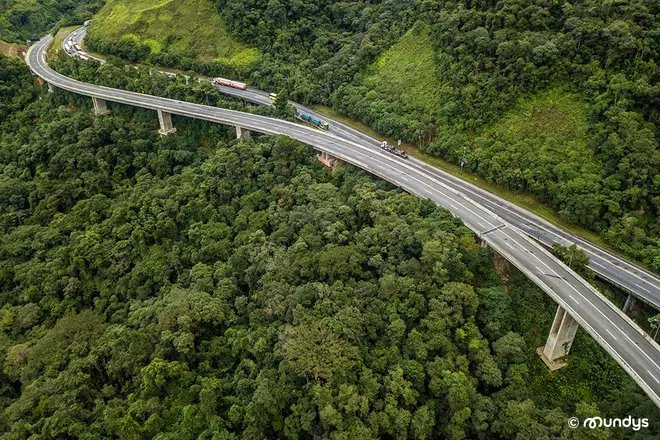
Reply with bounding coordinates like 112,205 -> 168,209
363,22 -> 444,124
87,0 -> 257,66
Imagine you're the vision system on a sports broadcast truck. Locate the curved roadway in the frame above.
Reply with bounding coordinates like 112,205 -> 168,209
59,29 -> 660,313
30,34 -> 660,407
68,28 -> 660,312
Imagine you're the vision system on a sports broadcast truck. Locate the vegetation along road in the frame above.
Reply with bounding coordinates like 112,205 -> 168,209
30,33 -> 660,408
67,25 -> 660,313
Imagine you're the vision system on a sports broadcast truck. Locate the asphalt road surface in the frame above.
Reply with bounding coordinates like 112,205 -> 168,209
60,29 -> 660,315
30,34 -> 660,407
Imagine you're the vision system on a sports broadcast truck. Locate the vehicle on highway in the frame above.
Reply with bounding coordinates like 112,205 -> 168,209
212,77 -> 247,90
300,113 -> 329,130
84,20 -> 91,27
64,43 -> 72,54
73,44 -> 83,52
269,93 -> 278,100
379,141 -> 408,159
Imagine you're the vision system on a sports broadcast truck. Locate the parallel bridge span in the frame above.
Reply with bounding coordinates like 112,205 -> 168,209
28,35 -> 660,407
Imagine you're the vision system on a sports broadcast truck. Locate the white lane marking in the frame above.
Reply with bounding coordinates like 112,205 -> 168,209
590,261 -> 606,269
606,329 -> 618,341
409,154 -> 660,293
636,283 -> 651,293
537,259 -> 560,277
563,280 -> 660,371
649,371 -> 660,384
460,203 -> 495,228
503,230 -> 561,277
569,295 -> 579,304
500,226 -> 660,371
37,44 -> 660,378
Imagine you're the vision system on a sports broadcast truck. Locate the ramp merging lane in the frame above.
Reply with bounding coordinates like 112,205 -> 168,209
30,34 -> 660,407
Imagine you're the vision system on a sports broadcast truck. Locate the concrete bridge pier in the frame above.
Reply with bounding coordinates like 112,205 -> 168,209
158,110 -> 176,136
236,126 -> 250,140
316,150 -> 338,168
622,293 -> 636,313
537,305 -> 579,370
92,97 -> 110,116
47,82 -> 56,93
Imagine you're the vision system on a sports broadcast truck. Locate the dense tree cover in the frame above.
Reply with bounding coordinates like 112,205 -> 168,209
333,1 -> 660,272
80,0 -> 660,273
0,54 -> 36,122
0,0 -> 102,43
2,57 -> 660,439
50,55 -> 297,125
85,0 -> 418,102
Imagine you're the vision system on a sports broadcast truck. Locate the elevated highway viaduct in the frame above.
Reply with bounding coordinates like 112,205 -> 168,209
30,34 -> 660,407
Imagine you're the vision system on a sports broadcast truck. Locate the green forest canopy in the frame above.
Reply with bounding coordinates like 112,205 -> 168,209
0,0 -> 102,43
79,0 -> 660,275
1,53 -> 659,438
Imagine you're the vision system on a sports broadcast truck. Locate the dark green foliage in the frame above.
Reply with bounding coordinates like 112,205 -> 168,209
0,0 -> 102,43
1,57 -> 659,439
332,0 -> 660,273
0,53 -> 36,123
552,243 -> 593,281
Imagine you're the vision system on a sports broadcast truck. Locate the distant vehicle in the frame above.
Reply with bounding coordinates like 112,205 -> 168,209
269,93 -> 278,100
212,77 -> 247,90
72,32 -> 77,36
378,141 -> 408,159
64,43 -> 71,53
84,20 -> 91,27
73,44 -> 83,52
300,113 -> 329,130
79,54 -> 90,61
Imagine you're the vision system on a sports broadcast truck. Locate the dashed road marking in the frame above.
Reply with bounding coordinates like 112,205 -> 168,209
606,329 -> 618,341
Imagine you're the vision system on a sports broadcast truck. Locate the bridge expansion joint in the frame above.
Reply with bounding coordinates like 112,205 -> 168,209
482,224 -> 507,236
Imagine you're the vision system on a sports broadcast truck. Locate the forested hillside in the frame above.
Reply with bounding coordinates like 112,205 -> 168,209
85,0 -> 258,68
81,0 -> 660,273
2,54 -> 659,438
0,0 -> 102,43
334,0 -> 660,273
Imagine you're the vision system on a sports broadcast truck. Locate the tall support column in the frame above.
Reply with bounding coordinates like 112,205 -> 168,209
537,305 -> 579,370
47,82 -> 56,93
92,97 -> 110,116
316,150 -> 338,168
622,293 -> 636,313
157,109 -> 176,136
236,126 -> 250,140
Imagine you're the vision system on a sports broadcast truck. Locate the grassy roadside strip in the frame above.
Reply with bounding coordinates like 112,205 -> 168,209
310,104 -> 633,261
0,40 -> 27,59
49,26 -> 79,59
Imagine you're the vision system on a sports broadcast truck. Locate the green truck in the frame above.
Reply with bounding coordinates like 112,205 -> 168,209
300,113 -> 329,130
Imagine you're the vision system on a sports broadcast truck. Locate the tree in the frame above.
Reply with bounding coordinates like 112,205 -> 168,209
552,243 -> 592,280
649,314 -> 660,340
280,321 -> 358,381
